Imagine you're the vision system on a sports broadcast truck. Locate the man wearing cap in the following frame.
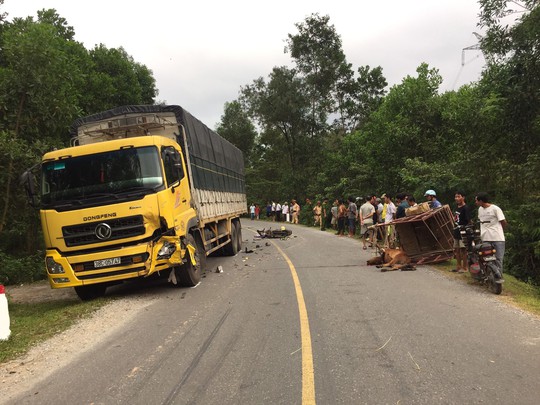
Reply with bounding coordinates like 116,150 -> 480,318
425,189 -> 442,208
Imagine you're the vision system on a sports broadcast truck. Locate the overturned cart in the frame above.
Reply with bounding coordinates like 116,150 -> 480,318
380,205 -> 455,264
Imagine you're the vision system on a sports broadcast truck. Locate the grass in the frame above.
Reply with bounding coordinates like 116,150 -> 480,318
0,297 -> 110,364
433,260 -> 540,317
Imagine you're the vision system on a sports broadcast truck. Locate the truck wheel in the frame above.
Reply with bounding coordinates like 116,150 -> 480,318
236,221 -> 242,251
175,233 -> 204,287
74,284 -> 107,301
222,222 -> 239,256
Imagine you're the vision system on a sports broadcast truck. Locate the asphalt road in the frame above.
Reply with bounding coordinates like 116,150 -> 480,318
10,219 -> 540,404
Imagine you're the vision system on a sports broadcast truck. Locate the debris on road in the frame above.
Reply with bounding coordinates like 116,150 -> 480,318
256,227 -> 293,239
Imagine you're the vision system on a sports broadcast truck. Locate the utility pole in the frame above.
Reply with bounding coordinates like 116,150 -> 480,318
462,32 -> 491,66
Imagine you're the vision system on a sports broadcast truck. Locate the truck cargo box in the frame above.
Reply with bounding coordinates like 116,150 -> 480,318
70,105 -> 247,223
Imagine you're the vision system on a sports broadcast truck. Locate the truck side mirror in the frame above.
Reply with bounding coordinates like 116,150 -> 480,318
20,170 -> 38,208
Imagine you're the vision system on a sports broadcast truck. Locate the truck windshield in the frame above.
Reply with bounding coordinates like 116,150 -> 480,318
41,146 -> 163,206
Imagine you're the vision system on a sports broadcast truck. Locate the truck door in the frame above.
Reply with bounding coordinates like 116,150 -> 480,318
162,146 -> 191,233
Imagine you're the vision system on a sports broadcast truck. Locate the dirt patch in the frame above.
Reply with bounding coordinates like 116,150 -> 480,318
5,280 -> 79,304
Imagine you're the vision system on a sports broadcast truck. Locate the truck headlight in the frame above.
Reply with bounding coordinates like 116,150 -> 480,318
157,241 -> 176,260
46,257 -> 65,274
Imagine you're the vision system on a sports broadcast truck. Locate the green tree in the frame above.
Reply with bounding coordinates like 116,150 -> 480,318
0,8 -> 158,265
474,0 -> 540,283
349,64 -> 444,193
0,15 -> 85,235
216,101 -> 257,165
287,13 -> 352,135
87,45 -> 157,112
240,66 -> 310,176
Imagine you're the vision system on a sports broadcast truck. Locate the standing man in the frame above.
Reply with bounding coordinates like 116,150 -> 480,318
276,201 -> 282,222
302,198 -> 313,226
395,193 -> 409,219
425,189 -> 442,208
249,203 -> 256,220
331,199 -> 339,230
475,192 -> 507,279
291,199 -> 300,224
384,193 -> 396,247
384,194 -> 396,223
347,196 -> 358,238
282,201 -> 290,222
313,201 -> 322,227
453,191 -> 471,273
359,195 -> 375,249
320,199 -> 329,231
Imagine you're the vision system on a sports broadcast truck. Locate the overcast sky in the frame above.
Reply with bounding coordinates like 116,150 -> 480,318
4,0 -> 487,128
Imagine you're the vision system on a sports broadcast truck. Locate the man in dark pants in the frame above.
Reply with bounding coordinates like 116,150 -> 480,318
453,191 -> 472,273
475,192 -> 507,279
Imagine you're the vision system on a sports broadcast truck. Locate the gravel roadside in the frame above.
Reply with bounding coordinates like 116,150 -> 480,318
1,281 -> 157,404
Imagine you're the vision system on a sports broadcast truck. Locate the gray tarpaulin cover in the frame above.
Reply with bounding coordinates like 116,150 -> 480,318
70,105 -> 245,194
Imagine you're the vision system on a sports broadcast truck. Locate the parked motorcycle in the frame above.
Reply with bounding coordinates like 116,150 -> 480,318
456,222 -> 503,295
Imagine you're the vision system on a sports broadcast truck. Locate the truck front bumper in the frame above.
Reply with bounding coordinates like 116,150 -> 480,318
45,237 -> 186,288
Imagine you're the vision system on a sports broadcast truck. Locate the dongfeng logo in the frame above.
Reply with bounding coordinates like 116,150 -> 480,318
95,223 -> 112,240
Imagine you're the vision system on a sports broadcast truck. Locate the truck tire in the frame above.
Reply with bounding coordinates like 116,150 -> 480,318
222,222 -> 239,256
236,221 -> 242,251
74,284 -> 107,301
175,233 -> 204,287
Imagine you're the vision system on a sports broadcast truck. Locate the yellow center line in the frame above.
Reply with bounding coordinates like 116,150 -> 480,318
271,241 -> 316,405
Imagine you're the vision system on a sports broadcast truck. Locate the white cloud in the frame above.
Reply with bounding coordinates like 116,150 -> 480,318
3,0 -> 486,128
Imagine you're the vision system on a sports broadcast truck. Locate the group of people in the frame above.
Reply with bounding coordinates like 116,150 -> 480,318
249,200 -> 301,224
307,191 -> 442,246
249,189 -> 507,279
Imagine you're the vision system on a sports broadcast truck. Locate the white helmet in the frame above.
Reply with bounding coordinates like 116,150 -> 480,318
424,189 -> 436,196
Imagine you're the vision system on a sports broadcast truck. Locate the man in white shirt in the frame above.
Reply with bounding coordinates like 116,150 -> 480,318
384,193 -> 396,247
359,196 -> 375,250
276,202 -> 282,222
476,192 -> 507,278
384,194 -> 396,223
282,202 -> 290,222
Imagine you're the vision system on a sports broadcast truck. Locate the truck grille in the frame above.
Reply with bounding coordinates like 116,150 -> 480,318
62,215 -> 145,247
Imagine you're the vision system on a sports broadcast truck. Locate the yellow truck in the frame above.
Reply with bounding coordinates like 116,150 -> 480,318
22,105 -> 247,300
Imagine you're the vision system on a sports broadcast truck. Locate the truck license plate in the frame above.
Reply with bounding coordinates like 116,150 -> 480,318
94,257 -> 121,268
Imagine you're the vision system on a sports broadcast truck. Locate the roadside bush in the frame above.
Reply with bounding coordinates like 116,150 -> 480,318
505,203 -> 540,286
0,251 -> 45,285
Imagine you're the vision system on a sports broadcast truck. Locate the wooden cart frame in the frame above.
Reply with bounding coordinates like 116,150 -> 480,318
375,205 -> 455,264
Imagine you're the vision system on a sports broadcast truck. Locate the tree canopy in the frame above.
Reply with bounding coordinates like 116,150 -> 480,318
219,4 -> 540,284
0,7 -> 157,283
